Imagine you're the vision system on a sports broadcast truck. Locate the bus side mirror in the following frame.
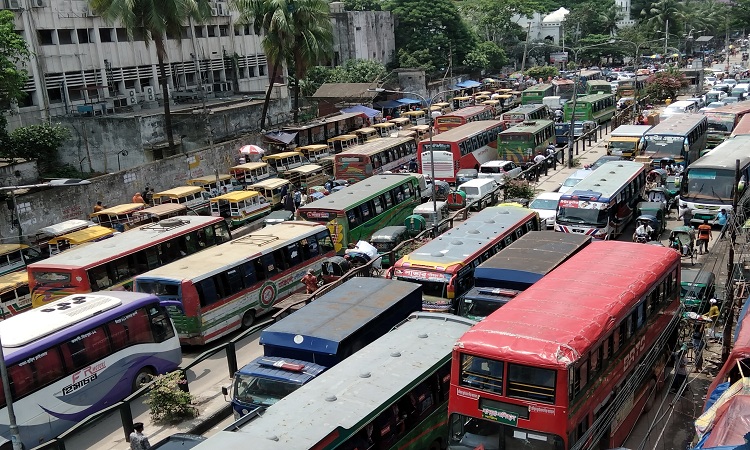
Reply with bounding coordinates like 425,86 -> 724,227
221,386 -> 229,398
739,180 -> 746,192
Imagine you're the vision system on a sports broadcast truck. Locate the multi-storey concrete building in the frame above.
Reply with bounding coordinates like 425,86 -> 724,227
6,0 -> 272,129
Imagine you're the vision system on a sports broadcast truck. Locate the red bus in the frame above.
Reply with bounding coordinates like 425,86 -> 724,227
434,105 -> 497,134
417,120 -> 505,184
448,241 -> 681,450
730,112 -> 750,137
27,216 -> 231,307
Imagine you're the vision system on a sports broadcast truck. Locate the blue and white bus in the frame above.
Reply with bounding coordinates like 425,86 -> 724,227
643,114 -> 708,167
0,291 -> 181,449
556,160 -> 647,239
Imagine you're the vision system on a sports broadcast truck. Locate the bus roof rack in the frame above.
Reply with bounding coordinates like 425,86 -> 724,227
141,218 -> 190,232
233,234 -> 280,246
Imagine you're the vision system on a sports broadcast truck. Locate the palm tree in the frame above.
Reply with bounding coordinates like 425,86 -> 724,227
90,0 -> 209,150
288,0 -> 332,122
233,0 -> 294,129
642,0 -> 684,37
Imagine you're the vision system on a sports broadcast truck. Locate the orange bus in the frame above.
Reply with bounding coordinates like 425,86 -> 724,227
434,105 -> 496,133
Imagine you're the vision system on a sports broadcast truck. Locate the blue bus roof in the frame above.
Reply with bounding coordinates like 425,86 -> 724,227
237,356 -> 327,385
561,160 -> 645,203
259,278 -> 421,359
474,231 -> 591,287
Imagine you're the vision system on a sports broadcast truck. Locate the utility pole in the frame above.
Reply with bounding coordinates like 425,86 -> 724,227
521,22 -> 531,73
664,19 -> 669,55
722,159 -> 741,363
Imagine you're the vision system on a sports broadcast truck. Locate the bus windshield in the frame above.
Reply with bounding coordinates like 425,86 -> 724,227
423,143 -> 451,153
137,280 -> 179,296
234,373 -> 301,408
644,135 -> 686,157
684,168 -> 736,202
705,114 -> 735,132
449,415 -> 564,450
556,206 -> 608,226
502,134 -> 530,142
608,140 -> 635,150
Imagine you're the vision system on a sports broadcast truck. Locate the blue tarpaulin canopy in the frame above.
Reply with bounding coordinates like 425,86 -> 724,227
456,80 -> 482,89
340,105 -> 380,119
396,98 -> 422,105
372,100 -> 404,109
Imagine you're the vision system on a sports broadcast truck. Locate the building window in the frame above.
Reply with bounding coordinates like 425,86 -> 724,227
77,29 -> 90,44
219,25 -> 229,37
194,26 -> 204,38
234,26 -> 242,36
259,65 -> 266,76
47,88 -> 62,103
247,66 -> 256,78
58,30 -> 74,45
245,25 -> 252,35
182,27 -> 191,39
116,28 -> 128,42
18,92 -> 36,107
99,28 -> 113,42
208,26 -> 217,37
38,30 -> 54,45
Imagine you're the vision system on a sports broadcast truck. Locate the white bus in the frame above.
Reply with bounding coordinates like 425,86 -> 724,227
0,291 -> 180,449
556,161 -> 647,239
681,135 -> 750,223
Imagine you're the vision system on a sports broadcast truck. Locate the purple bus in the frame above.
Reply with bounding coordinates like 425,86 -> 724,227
0,291 -> 181,449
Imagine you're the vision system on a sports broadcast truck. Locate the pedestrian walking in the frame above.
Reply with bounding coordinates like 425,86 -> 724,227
301,269 -> 319,294
129,422 -> 151,450
293,190 -> 302,209
692,324 -> 705,371
679,205 -> 693,227
716,208 -> 728,239
670,351 -> 688,393
697,219 -> 712,254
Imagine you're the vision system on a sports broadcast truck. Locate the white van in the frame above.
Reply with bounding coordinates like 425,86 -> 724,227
478,160 -> 522,185
662,100 -> 698,118
458,178 -> 498,210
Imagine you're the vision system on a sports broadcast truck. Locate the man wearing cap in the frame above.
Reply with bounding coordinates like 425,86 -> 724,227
301,269 -> 318,294
129,422 -> 151,449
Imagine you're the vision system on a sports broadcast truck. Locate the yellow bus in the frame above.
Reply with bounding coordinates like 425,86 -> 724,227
187,174 -> 238,196
0,244 -> 42,276
229,162 -> 272,187
153,186 -> 211,215
296,144 -> 331,164
389,117 -> 412,129
327,135 -> 358,153
453,96 -> 473,109
133,203 -> 189,223
262,151 -> 306,172
90,203 -> 148,229
247,178 -> 292,208
209,190 -> 272,227
372,122 -> 398,137
353,127 -> 379,144
278,164 -> 330,190
402,110 -> 427,126
47,225 -> 117,256
0,271 -> 31,317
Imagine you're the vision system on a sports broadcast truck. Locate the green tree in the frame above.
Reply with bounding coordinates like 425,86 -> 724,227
0,10 -> 31,140
463,42 -> 508,74
89,0 -> 209,150
344,0 -> 382,10
387,0 -> 475,73
288,0 -> 333,122
4,124 -> 71,173
457,0 -> 545,47
525,66 -> 559,80
233,0 -> 294,129
644,67 -> 688,101
641,0 -> 684,36
564,0 -> 609,42
599,0 -> 623,36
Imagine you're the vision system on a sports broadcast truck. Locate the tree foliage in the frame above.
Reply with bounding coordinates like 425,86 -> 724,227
645,67 -> 689,101
387,0 -> 475,73
300,60 -> 387,97
457,0 -> 546,48
344,0 -> 382,10
3,123 -> 71,173
0,10 -> 31,135
463,42 -> 508,74
525,66 -> 559,80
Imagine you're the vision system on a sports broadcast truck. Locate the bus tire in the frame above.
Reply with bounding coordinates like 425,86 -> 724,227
428,438 -> 442,450
241,310 -> 256,329
132,367 -> 155,393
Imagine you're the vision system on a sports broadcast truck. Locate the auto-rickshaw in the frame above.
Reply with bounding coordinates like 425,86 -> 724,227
446,191 -> 467,210
430,180 -> 451,201
409,201 -> 451,237
636,202 -> 667,237
370,226 -> 409,267
404,214 -> 426,237
320,256 -> 352,284
646,186 -> 675,210
646,168 -> 668,187
665,175 -> 681,198
668,226 -> 697,265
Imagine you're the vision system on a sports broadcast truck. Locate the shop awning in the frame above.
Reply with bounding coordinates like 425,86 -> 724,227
264,131 -> 297,145
396,98 -> 422,105
456,80 -> 482,89
340,105 -> 380,118
372,100 -> 404,109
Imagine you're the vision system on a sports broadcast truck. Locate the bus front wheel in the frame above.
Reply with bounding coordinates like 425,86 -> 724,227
241,310 -> 256,329
132,367 -> 155,393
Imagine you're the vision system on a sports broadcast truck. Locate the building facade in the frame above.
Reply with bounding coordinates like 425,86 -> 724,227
6,0 -> 272,129
329,2 -> 395,67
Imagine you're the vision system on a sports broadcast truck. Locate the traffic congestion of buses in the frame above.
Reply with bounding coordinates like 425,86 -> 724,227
2,66 -> 750,450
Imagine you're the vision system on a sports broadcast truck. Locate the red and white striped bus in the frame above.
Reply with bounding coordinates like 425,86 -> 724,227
448,241 -> 681,450
417,120 -> 505,184
434,105 -> 497,134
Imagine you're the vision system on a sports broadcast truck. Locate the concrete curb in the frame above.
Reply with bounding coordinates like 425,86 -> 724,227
186,404 -> 233,436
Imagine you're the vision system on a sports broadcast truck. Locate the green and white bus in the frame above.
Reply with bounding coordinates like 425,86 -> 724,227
521,83 -> 554,105
497,119 -> 555,164
563,93 -> 617,124
192,312 -> 476,450
586,79 -> 614,95
133,221 -> 335,345
297,174 -> 421,253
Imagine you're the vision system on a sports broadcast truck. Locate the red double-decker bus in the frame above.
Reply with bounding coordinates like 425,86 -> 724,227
448,241 -> 681,450
434,105 -> 497,134
417,120 -> 505,183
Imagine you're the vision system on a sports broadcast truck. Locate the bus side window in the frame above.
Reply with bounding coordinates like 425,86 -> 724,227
285,243 -> 302,267
316,231 -> 333,253
373,197 -> 384,215
347,209 -> 360,228
383,192 -> 393,208
241,261 -> 258,286
214,223 -> 231,243
224,268 -> 244,295
148,306 -> 175,342
108,307 -> 154,351
360,203 -> 372,222
196,278 -> 219,307
64,326 -> 110,371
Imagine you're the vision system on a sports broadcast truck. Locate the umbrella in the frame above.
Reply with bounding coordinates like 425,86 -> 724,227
239,145 -> 265,155
482,78 -> 497,83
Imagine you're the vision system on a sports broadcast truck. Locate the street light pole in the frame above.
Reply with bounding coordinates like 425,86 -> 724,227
369,88 -> 453,236
0,178 -> 90,450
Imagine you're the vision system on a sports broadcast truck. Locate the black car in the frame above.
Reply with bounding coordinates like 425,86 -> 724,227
589,155 -> 624,170
152,434 -> 207,449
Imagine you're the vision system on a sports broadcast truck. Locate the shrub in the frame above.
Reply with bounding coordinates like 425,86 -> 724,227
504,178 -> 535,201
146,371 -> 198,423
